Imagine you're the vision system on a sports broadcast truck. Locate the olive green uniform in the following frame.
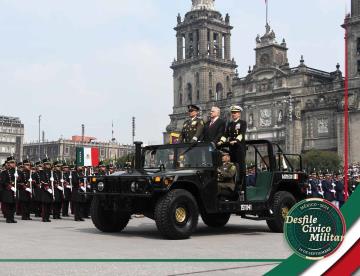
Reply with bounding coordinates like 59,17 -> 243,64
218,162 -> 237,192
179,117 -> 204,143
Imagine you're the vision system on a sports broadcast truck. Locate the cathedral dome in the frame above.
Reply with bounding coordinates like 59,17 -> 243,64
191,0 -> 215,11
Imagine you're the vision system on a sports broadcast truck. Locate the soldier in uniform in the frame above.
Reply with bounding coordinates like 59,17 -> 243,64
0,156 -> 18,223
217,152 -> 237,199
97,162 -> 108,176
335,173 -> 345,208
31,161 -> 43,217
322,173 -> 335,202
71,166 -> 86,221
218,105 -> 247,192
178,105 -> 204,143
40,158 -> 54,222
52,161 -> 64,219
62,162 -> 72,217
18,159 -> 32,220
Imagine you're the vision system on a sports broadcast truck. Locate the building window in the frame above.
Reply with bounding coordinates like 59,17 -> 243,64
187,83 -> 193,103
65,147 -> 69,155
179,93 -> 183,105
357,60 -> 360,73
357,38 -> 360,54
197,90 -> 200,101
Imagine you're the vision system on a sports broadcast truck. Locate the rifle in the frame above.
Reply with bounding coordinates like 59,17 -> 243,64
60,171 -> 65,196
14,167 -> 18,198
69,171 -> 73,192
28,172 -> 33,197
50,170 -> 55,200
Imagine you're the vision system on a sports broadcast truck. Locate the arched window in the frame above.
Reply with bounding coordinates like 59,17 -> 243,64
216,83 -> 223,101
226,76 -> 231,93
197,90 -> 200,102
178,76 -> 183,90
187,83 -> 193,103
209,89 -> 213,100
179,93 -> 183,105
209,72 -> 213,88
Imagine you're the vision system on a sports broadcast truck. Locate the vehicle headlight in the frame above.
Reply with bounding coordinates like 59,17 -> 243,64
130,182 -> 139,193
97,182 -> 105,192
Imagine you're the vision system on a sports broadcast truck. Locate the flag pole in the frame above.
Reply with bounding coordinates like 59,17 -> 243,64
344,15 -> 349,201
266,0 -> 268,25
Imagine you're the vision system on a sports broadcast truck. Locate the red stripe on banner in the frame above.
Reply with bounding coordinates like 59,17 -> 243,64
324,239 -> 360,276
91,147 -> 99,167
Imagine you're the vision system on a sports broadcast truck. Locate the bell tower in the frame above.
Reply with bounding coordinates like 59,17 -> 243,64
166,0 -> 237,137
343,0 -> 360,83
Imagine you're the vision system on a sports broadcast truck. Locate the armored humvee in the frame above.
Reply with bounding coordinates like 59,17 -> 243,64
89,140 -> 308,239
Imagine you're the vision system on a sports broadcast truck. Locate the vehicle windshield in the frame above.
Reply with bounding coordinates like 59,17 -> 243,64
143,145 -> 215,169
176,145 -> 214,168
143,148 -> 175,169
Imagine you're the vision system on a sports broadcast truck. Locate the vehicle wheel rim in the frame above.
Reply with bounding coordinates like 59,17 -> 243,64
175,207 -> 187,223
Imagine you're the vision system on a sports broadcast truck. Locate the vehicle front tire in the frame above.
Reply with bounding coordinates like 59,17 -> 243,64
201,213 -> 231,228
266,191 -> 296,233
154,189 -> 199,240
91,197 -> 130,233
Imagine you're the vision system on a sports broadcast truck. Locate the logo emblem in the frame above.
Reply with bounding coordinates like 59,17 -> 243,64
284,199 -> 345,260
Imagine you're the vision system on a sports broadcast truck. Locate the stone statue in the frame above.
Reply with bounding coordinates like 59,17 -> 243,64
177,13 -> 181,24
256,34 -> 261,44
225,13 -> 230,24
249,114 -> 254,127
192,0 -> 215,11
277,110 -> 283,123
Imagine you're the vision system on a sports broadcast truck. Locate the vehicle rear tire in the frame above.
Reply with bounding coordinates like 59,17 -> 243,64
154,189 -> 199,240
91,197 -> 130,233
266,191 -> 296,233
201,213 -> 231,228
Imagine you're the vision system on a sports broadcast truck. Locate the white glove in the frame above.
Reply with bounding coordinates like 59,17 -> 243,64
25,188 -> 32,193
11,187 -> 16,192
47,189 -> 53,194
66,185 -> 71,189
80,186 -> 86,192
57,186 -> 64,191
87,185 -> 91,189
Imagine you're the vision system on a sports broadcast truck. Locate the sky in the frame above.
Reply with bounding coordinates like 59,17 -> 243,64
0,0 -> 350,145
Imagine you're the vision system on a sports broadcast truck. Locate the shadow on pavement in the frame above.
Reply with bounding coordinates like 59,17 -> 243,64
75,221 -> 273,240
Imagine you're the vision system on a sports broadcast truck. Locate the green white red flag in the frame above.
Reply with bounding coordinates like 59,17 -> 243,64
76,147 -> 99,166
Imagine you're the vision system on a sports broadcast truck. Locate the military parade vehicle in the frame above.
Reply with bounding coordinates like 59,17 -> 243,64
89,140 -> 308,239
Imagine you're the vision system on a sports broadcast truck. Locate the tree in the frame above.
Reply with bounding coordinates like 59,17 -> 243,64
302,149 -> 341,173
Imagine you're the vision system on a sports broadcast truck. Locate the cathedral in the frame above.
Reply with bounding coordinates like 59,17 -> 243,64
165,0 -> 360,163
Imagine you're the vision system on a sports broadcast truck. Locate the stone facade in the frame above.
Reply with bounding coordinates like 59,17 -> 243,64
0,116 -> 24,165
23,138 -> 134,163
165,0 -> 360,163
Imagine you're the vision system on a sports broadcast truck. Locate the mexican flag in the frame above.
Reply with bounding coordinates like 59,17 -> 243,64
76,147 -> 99,166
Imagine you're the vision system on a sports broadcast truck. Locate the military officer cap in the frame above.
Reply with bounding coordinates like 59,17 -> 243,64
42,157 -> 51,164
62,161 -> 69,168
18,162 -> 23,167
54,160 -> 63,167
187,104 -> 200,112
6,156 -> 16,163
23,159 -> 31,165
35,161 -> 42,167
230,105 -> 243,112
98,161 -> 106,167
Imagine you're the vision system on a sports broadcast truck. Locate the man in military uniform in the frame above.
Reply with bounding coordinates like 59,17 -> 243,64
31,161 -> 43,217
218,105 -> 247,192
62,162 -> 72,217
40,158 -> 54,222
217,152 -> 237,199
71,166 -> 86,221
178,105 -> 204,143
97,162 -> 108,176
52,161 -> 64,219
18,159 -> 32,220
0,156 -> 18,223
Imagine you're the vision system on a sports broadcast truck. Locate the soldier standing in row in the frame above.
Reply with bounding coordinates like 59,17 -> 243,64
0,156 -> 18,223
72,166 -> 86,221
18,159 -> 32,220
52,161 -> 63,219
97,162 -> 108,176
32,161 -> 43,217
179,105 -> 204,143
217,152 -> 237,199
62,162 -> 72,217
40,158 -> 53,222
